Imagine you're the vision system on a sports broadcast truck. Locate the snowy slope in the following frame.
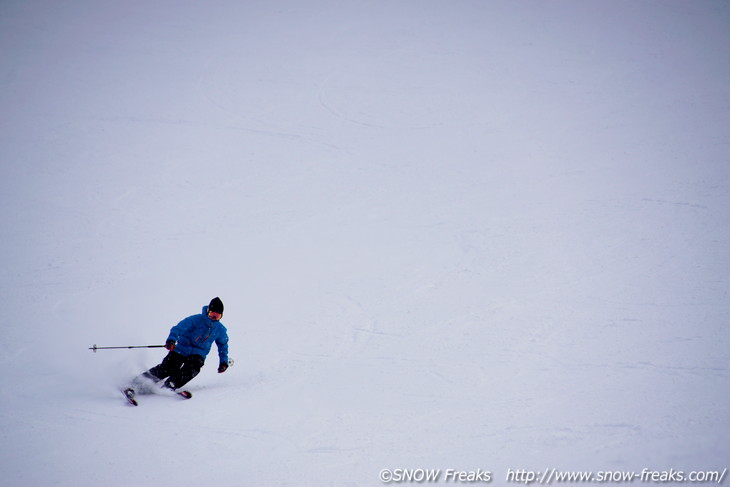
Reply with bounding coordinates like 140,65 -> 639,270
1,1 -> 729,486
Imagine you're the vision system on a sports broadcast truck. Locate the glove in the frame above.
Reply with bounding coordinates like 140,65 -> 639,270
165,339 -> 176,351
218,362 -> 229,373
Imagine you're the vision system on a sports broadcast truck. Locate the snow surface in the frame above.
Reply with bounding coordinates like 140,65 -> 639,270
1,1 -> 729,486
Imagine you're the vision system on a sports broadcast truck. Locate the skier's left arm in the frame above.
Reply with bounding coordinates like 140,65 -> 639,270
216,326 -> 230,373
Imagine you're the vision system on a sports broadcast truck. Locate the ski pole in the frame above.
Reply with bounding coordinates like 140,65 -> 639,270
89,344 -> 166,353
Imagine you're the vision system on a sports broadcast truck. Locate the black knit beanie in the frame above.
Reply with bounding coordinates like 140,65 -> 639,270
209,297 -> 224,314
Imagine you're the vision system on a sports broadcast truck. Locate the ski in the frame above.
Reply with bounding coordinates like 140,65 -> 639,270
121,387 -> 191,405
122,388 -> 138,406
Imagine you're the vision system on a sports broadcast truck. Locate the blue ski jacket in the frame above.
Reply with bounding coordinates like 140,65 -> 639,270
167,305 -> 229,364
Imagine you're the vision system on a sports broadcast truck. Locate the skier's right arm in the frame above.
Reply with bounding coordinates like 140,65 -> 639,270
166,316 -> 194,348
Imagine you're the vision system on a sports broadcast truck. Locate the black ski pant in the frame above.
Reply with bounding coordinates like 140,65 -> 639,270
142,351 -> 205,390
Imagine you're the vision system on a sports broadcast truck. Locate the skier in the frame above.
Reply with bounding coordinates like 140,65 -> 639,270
124,297 -> 230,402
